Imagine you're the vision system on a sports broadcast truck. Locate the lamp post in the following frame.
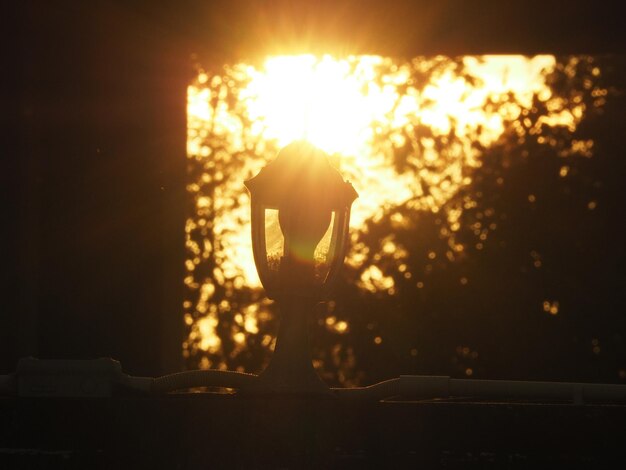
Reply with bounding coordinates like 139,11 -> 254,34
243,141 -> 358,395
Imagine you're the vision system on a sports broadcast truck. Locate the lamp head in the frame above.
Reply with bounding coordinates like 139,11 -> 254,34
245,141 -> 357,298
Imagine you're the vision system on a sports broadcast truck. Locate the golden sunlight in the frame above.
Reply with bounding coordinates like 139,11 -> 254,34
185,54 -> 597,367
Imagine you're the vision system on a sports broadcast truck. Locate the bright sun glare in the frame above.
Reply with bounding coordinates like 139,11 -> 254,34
185,54 -> 591,362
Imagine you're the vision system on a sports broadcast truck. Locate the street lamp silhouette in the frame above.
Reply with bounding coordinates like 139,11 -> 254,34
244,141 -> 358,395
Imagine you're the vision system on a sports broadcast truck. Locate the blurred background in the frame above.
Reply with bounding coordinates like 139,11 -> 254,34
185,54 -> 626,386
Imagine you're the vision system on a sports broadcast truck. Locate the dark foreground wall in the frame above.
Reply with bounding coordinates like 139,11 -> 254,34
1,394 -> 625,468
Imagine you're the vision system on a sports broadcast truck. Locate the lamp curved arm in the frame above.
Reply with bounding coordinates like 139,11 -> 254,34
320,206 -> 352,299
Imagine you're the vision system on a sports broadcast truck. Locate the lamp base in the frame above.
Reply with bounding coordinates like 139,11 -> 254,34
239,296 -> 334,397
240,362 -> 334,397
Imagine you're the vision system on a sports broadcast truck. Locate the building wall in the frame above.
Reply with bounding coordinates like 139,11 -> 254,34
2,1 -> 188,375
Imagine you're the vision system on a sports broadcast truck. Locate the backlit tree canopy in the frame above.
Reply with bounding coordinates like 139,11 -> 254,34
184,54 -> 621,386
